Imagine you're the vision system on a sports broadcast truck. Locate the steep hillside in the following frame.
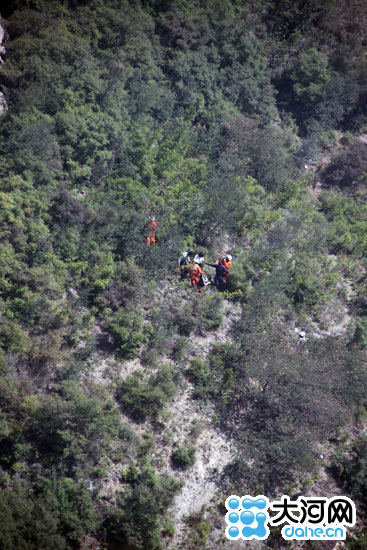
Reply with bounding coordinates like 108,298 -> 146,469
1,1 -> 367,549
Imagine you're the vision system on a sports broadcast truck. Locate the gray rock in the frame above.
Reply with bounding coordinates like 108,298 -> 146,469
0,91 -> 7,114
0,21 -> 6,63
0,21 -> 8,114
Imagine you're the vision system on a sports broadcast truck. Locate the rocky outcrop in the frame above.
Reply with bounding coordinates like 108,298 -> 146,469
0,16 -> 7,114
0,16 -> 5,63
0,92 -> 6,114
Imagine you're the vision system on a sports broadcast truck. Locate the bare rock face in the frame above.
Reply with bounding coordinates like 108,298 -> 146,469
0,17 -> 5,62
0,92 -> 6,114
0,16 -> 7,114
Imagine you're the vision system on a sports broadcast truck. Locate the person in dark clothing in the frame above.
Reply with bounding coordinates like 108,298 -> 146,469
205,260 -> 229,291
178,250 -> 194,279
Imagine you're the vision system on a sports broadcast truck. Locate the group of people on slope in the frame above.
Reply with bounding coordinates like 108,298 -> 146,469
179,251 -> 232,293
145,216 -> 233,293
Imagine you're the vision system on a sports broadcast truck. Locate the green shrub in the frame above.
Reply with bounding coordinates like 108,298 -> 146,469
322,140 -> 367,190
116,366 -> 178,421
95,259 -> 143,312
170,301 -> 196,337
24,381 -> 125,472
286,253 -> 339,311
104,308 -> 149,358
186,510 -> 211,545
171,442 -> 196,469
353,317 -> 367,349
288,264 -> 324,309
332,434 -> 367,505
170,293 -> 223,337
0,476 -> 97,550
186,358 -> 212,399
0,322 -> 31,357
105,457 -> 182,550
170,336 -> 189,362
226,261 -> 253,297
321,190 -> 367,256
201,294 -> 223,330
346,534 -> 367,550
288,48 -> 331,113
0,411 -> 10,441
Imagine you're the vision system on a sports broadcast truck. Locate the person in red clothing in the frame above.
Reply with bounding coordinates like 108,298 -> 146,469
190,263 -> 204,292
220,254 -> 232,282
146,215 -> 157,246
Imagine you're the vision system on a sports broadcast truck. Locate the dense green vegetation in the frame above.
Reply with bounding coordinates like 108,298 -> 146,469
1,0 -> 367,547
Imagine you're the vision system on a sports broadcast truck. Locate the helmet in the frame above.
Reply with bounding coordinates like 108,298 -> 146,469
226,254 -> 232,261
149,215 -> 156,221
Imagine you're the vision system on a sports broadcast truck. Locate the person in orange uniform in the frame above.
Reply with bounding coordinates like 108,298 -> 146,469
190,263 -> 204,292
146,215 -> 157,246
220,254 -> 232,282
